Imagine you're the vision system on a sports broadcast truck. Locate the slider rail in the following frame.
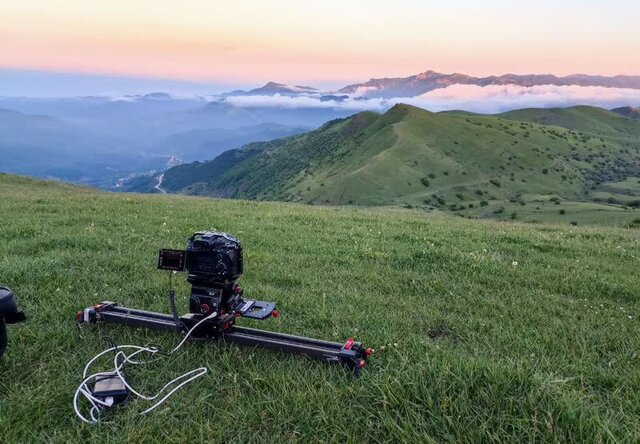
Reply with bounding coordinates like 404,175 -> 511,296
95,303 -> 181,331
79,302 -> 367,374
223,326 -> 363,366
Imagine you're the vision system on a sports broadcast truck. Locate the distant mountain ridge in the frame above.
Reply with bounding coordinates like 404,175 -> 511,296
338,70 -> 640,98
217,71 -> 640,100
0,107 -> 61,128
222,82 -> 319,97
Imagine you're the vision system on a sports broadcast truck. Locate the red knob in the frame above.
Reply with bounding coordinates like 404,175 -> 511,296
359,360 -> 366,368
271,309 -> 279,318
364,348 -> 373,356
200,303 -> 211,314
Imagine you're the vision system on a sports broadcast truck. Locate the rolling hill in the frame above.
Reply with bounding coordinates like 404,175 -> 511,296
131,104 -> 640,226
498,105 -> 640,136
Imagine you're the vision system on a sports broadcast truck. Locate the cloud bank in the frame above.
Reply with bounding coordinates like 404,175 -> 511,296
224,94 -> 378,111
222,84 -> 640,114
405,84 -> 640,113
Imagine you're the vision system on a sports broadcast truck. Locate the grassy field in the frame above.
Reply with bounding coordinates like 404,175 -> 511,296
0,174 -> 639,442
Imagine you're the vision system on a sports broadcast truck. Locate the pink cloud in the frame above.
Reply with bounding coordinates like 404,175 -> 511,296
404,84 -> 640,113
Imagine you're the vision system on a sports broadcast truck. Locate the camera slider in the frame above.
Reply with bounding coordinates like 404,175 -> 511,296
76,232 -> 372,377
77,302 -> 371,375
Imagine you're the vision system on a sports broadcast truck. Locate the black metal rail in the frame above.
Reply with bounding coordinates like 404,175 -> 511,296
77,302 -> 371,374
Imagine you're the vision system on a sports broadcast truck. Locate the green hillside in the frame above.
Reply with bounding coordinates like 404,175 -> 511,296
139,104 -> 640,227
499,106 -> 640,136
0,173 -> 639,442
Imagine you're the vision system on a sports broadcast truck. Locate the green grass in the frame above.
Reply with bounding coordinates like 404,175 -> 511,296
458,197 -> 639,226
1,174 -> 639,442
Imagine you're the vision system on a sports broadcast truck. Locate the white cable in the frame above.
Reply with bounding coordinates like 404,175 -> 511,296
73,312 -> 217,424
140,367 -> 208,415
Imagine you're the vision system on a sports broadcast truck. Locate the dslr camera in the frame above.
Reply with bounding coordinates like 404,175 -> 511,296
158,231 -> 249,318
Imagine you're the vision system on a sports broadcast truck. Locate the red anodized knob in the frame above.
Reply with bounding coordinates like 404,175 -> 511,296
364,348 -> 373,356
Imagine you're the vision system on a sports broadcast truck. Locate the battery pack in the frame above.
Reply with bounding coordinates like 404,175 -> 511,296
92,373 -> 129,406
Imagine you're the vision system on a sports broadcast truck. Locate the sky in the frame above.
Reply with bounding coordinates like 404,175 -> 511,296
2,0 -> 640,96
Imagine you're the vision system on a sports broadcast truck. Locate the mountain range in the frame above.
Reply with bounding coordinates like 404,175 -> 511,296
2,69 -> 640,192
212,71 -> 640,100
338,71 -> 640,98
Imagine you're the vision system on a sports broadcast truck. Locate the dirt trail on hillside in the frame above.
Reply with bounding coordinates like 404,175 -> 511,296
154,173 -> 167,194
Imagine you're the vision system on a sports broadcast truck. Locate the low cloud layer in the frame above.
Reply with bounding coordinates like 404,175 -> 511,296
224,94 -> 377,111
405,84 -> 640,113
223,84 -> 640,114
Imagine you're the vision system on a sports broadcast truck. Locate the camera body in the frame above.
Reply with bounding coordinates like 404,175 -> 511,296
158,231 -> 244,317
186,231 -> 243,286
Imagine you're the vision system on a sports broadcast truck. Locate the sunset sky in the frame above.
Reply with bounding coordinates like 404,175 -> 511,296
2,0 -> 640,92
